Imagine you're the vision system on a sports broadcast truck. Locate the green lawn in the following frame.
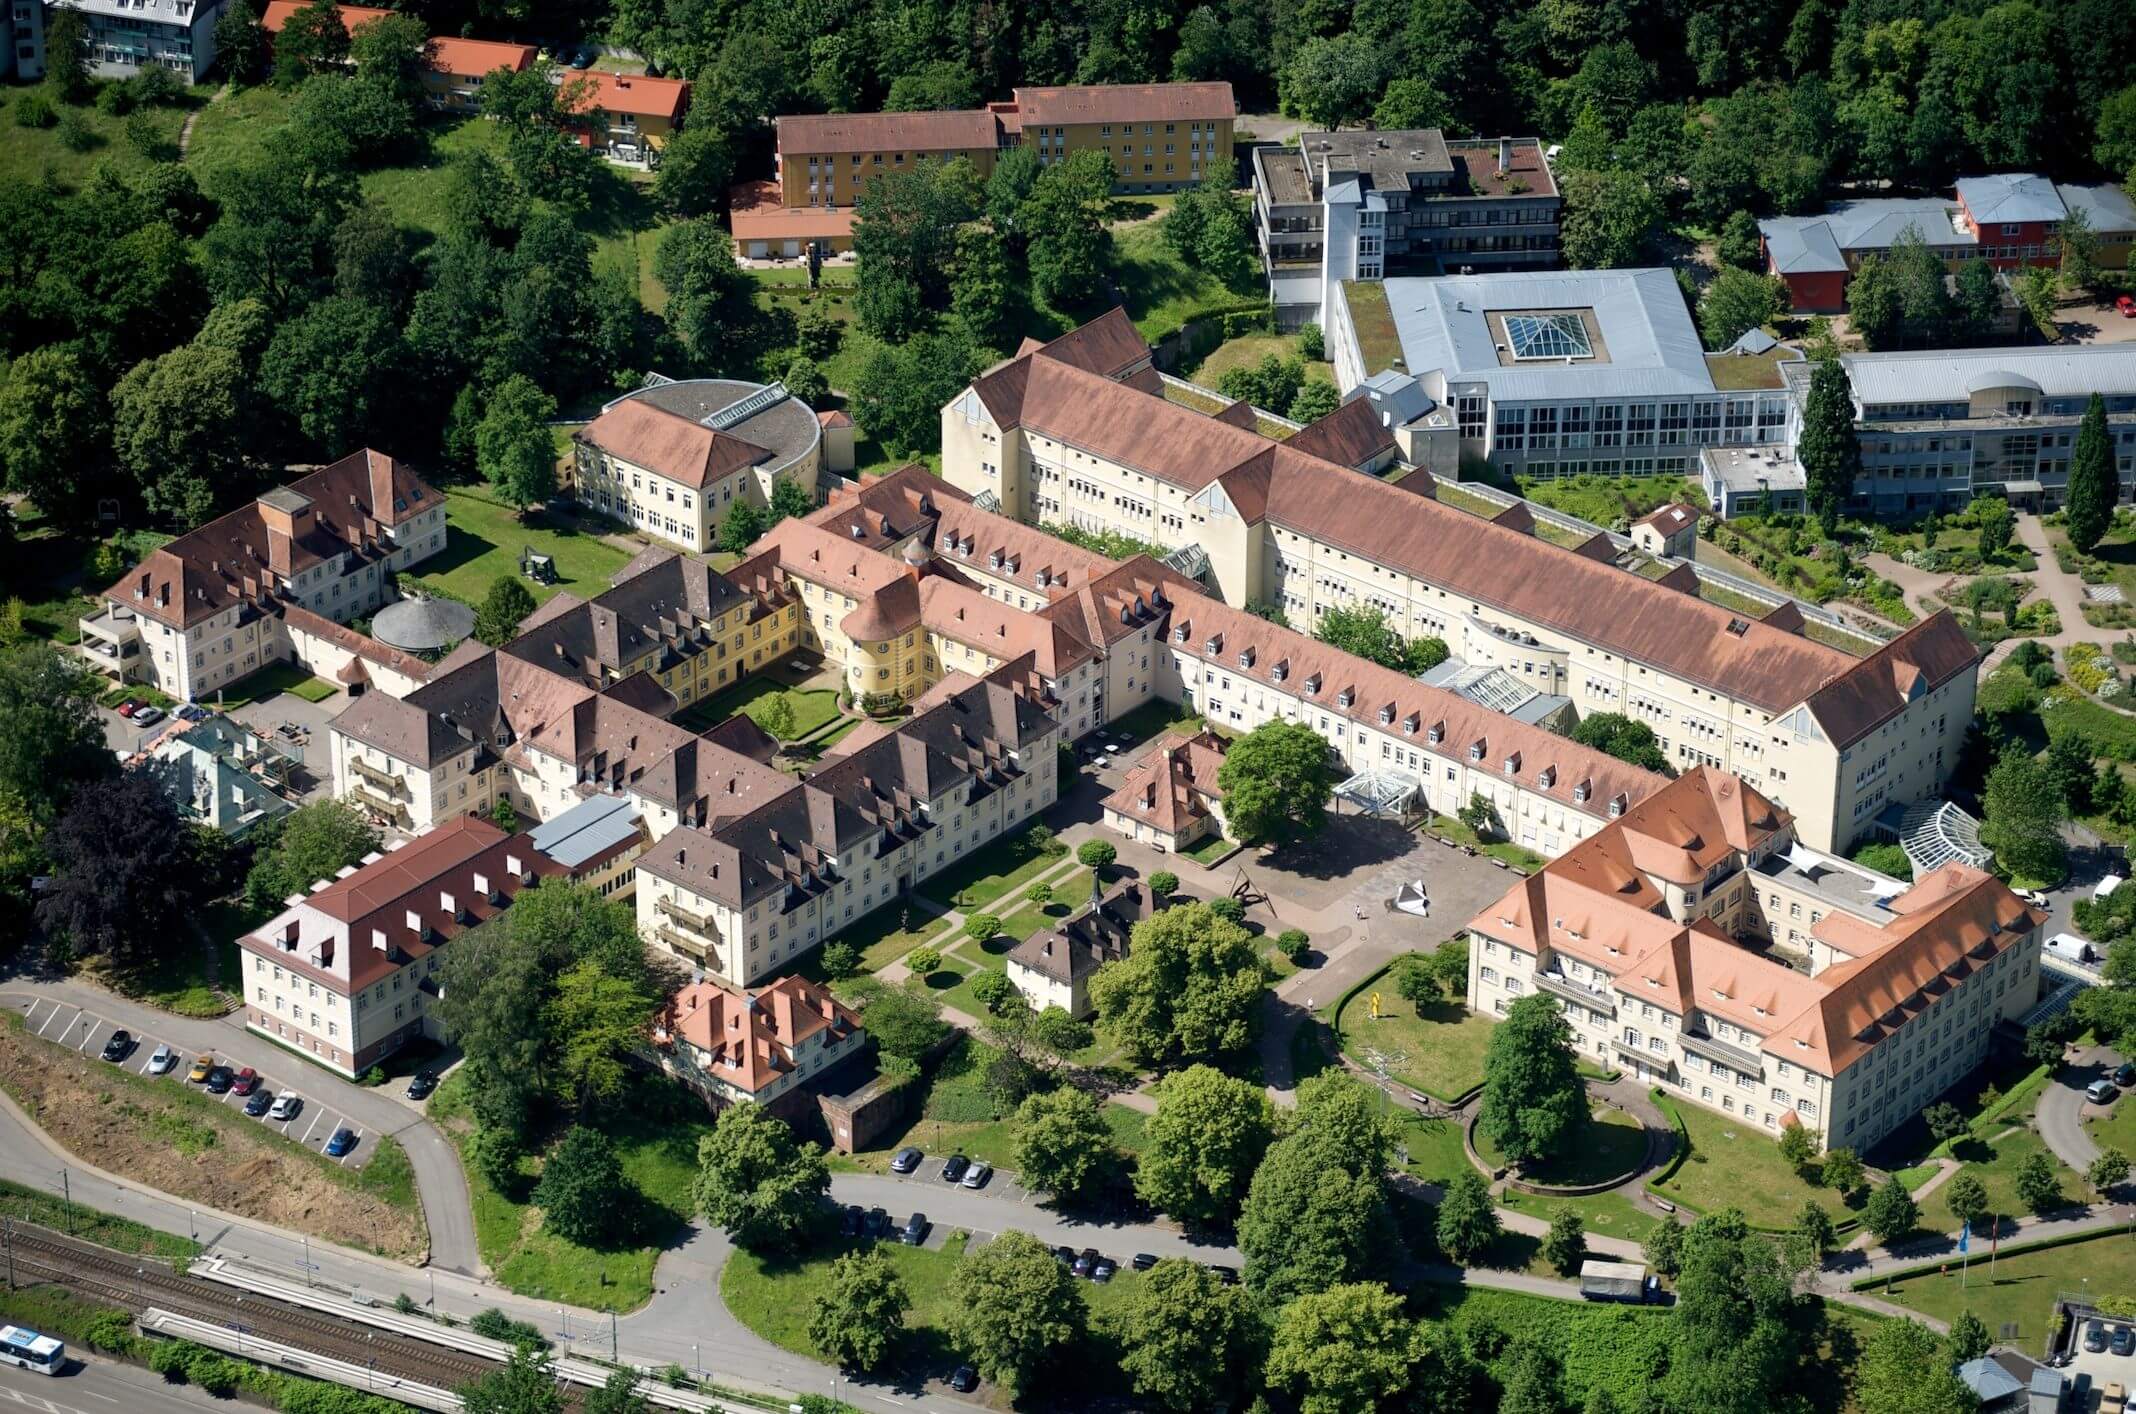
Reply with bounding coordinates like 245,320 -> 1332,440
1184,332 -> 1335,392
1514,474 -> 1705,529
1427,814 -> 1547,873
827,898 -> 960,973
919,825 -> 1071,911
1336,973 -> 1494,1103
675,676 -> 841,740
1110,218 -> 1265,342
0,1176 -> 199,1260
1105,700 -> 1207,743
1480,1105 -> 1647,1187
0,85 -> 199,191
210,660 -> 337,709
95,937 -> 231,1019
401,490 -> 633,606
2087,1089 -> 2136,1160
1915,1124 -> 2087,1236
1645,1093 -> 1856,1225
1498,1185 -> 1663,1247
1181,833 -> 1235,866
429,1073 -> 710,1311
1876,1231 -> 2136,1357
1400,1113 -> 1474,1187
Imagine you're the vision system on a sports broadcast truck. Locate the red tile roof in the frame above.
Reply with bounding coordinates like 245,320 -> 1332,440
427,35 -> 536,76
728,180 -> 857,243
1010,82 -> 1234,126
564,70 -> 689,121
657,974 -> 860,1094
775,109 -> 1003,156
577,399 -> 771,489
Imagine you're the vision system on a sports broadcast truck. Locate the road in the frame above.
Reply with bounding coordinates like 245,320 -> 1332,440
2038,1045 -> 2120,1174
0,981 -> 479,1277
0,1353 -> 271,1414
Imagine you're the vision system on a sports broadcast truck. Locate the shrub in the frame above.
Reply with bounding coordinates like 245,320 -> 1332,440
56,110 -> 97,152
81,1310 -> 138,1355
1208,896 -> 1245,925
821,941 -> 859,979
907,947 -> 942,976
1277,929 -> 1310,963
97,81 -> 137,116
469,1307 -> 549,1347
14,92 -> 55,128
149,1338 -> 194,1379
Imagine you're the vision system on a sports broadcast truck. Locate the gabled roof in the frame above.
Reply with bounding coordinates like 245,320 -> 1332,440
565,70 -> 690,121
774,109 -> 1002,155
1007,880 -> 1153,983
577,398 -> 771,489
657,974 -> 861,1094
1802,613 -> 1978,749
1010,81 -> 1234,126
1282,397 -> 1398,471
1103,730 -> 1226,835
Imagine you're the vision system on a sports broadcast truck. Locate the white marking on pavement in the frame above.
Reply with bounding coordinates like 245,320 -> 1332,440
34,1005 -> 67,1038
300,1110 -> 325,1145
76,1019 -> 101,1053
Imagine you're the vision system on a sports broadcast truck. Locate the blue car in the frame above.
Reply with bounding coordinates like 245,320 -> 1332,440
323,1129 -> 358,1158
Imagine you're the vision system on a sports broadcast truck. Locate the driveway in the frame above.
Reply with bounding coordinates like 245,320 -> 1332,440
0,978 -> 479,1276
2041,1046 -> 2123,1174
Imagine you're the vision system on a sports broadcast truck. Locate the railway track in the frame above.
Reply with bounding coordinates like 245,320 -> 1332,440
1,1224 -> 495,1393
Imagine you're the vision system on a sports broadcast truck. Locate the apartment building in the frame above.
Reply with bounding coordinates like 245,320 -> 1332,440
1323,269 -> 1801,481
649,975 -> 865,1110
82,451 -> 447,702
4,0 -> 43,79
572,379 -> 827,551
238,816 -> 565,1075
1253,130 -> 1560,328
1465,768 -> 2046,1151
55,0 -> 224,80
1006,879 -> 1151,1018
771,81 -> 1235,212
1102,730 -> 1229,853
941,311 -> 1981,852
561,70 -> 689,159
259,4 -> 534,112
142,714 -> 296,838
1760,174 -> 2136,313
1780,345 -> 2136,516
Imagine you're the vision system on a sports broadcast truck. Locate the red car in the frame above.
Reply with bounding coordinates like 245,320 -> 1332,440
230,1067 -> 260,1096
115,700 -> 140,717
2118,294 -> 2136,319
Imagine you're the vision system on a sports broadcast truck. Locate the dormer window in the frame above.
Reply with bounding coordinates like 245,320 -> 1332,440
1238,647 -> 1254,669
1305,673 -> 1321,696
1272,661 -> 1288,682
1503,753 -> 1520,775
1402,713 -> 1419,734
1427,723 -> 1444,744
1468,742 -> 1484,761
1379,706 -> 1395,725
1174,625 -> 1189,642
1573,781 -> 1591,803
1539,765 -> 1556,788
1205,634 -> 1222,655
1337,688 -> 1353,708
1609,793 -> 1627,818
989,550 -> 1004,569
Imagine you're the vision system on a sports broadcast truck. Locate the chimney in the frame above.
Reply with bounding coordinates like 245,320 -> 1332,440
1498,137 -> 1511,175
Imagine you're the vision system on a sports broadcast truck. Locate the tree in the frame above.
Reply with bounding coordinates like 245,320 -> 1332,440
476,376 -> 560,512
654,219 -> 754,366
1921,1101 -> 1968,1145
1434,1169 -> 1502,1263
0,646 -> 119,828
43,5 -> 90,101
1862,1179 -> 1918,1244
1266,1281 -> 1417,1414
1975,494 -> 2014,560
491,797 -> 518,832
1717,210 -> 1765,271
1162,180 -> 1256,289
2060,207 -> 2102,294
1699,268 -> 1786,351
0,343 -> 112,531
1089,901 -> 1265,1067
1117,1258 -> 1256,1413
807,1248 -> 909,1370
262,296 -> 399,458
459,1345 -> 565,1414
1541,1208 -> 1587,1275
861,981 -> 949,1067
852,159 -> 982,328
1313,604 -> 1442,674
1569,713 -> 1670,772
1821,1147 -> 1866,1196
1279,34 -> 1382,130
2015,1150 -> 2062,1214
37,774 -> 210,971
1642,1217 -> 1685,1277
532,1125 -> 629,1246
2090,1148 -> 2132,1194
820,942 -> 858,979
653,125 -> 736,218
1148,871 -> 1178,901
475,576 -> 538,648
2068,393 -> 2117,555
781,357 -> 829,411
1238,1075 -> 1398,1303
950,225 -> 1014,350
846,329 -> 982,456
1011,1086 -> 1110,1200
905,946 -> 941,977
1980,749 -> 2069,885
1778,1119 -> 1820,1174
1795,1201 -> 1837,1261
1135,1064 -> 1276,1225
1216,720 -> 1336,848
547,961 -> 654,1110
1026,881 -> 1054,909
754,691 -> 798,741
1952,258 -> 2003,342
1076,839 -> 1116,873
245,800 -> 381,912
1665,1209 -> 1807,1414
716,500 -> 767,555
1023,151 -> 1115,309
1797,359 -> 1861,535
984,145 -> 1042,244
693,1104 -> 830,1252
1853,1316 -> 1978,1414
213,0 -> 267,83
1478,995 -> 1585,1168
970,970 -> 1016,1014
275,0 -> 350,81
1558,170 -> 1665,270
1373,78 -> 1453,131
110,340 -> 244,529
1947,1309 -> 1991,1365
2099,83 -> 2136,175
1944,1170 -> 1989,1233
941,1230 -> 1085,1393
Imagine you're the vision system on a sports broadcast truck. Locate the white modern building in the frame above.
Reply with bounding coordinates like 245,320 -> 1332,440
52,0 -> 227,81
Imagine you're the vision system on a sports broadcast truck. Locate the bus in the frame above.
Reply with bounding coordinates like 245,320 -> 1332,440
0,1325 -> 64,1375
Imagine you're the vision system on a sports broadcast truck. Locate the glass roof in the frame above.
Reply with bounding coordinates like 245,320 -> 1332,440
1505,312 -> 1594,361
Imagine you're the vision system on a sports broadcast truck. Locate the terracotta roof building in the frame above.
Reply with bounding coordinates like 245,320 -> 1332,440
1465,768 -> 2045,1151
239,816 -> 566,1076
1102,730 -> 1229,852
258,5 -> 536,113
652,974 -> 865,1108
1007,880 -> 1155,1018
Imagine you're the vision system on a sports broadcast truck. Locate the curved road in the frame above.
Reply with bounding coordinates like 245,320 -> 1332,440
2038,1045 -> 2119,1174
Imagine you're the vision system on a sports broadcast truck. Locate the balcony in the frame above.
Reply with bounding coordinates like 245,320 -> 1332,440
1534,969 -> 1615,1015
346,783 -> 411,828
1678,1028 -> 1765,1077
658,895 -> 718,937
348,757 -> 410,799
654,923 -> 708,961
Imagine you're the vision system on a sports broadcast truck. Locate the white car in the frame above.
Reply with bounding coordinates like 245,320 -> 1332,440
146,1044 -> 178,1076
268,1094 -> 302,1122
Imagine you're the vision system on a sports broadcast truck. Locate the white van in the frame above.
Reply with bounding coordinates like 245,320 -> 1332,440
2046,933 -> 2098,966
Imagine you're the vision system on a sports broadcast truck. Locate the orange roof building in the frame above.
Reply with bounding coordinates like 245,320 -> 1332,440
1465,767 -> 2046,1153
729,179 -> 857,257
652,975 -> 865,1107
257,5 -> 536,113
1102,730 -> 1229,852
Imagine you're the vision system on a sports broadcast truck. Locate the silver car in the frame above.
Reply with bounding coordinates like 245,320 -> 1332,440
960,1160 -> 992,1189
146,1044 -> 179,1076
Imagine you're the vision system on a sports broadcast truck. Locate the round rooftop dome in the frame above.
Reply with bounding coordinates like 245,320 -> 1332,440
372,595 -> 476,653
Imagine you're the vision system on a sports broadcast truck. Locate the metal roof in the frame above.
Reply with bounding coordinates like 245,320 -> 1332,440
526,793 -> 643,870
2056,180 -> 2136,234
1841,344 -> 2136,406
1758,199 -> 1964,274
1957,172 -> 2066,225
371,596 -> 477,652
1382,269 -> 1715,400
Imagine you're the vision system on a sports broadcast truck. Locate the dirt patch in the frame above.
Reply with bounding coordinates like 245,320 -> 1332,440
0,1017 -> 425,1262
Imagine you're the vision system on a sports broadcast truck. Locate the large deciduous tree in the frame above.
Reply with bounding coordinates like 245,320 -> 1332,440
0,646 -> 116,828
1237,1074 -> 1398,1304
1022,151 -> 1116,309
1215,720 -> 1336,848
1089,901 -> 1265,1067
37,774 -> 211,970
261,295 -> 399,458
475,576 -> 537,648
1478,994 -> 1585,1167
1264,1281 -> 1418,1414
1852,1316 -> 1977,1414
1133,1064 -> 1276,1225
244,800 -> 381,913
1570,712 -> 1671,772
654,219 -> 755,369
807,1248 -> 909,1370
111,341 -> 246,528
1011,1086 -> 1111,1200
852,158 -> 983,335
941,1230 -> 1086,1393
1664,1209 -> 1809,1414
1116,1258 -> 1257,1412
692,1104 -> 830,1252
532,1124 -> 630,1245
1979,749 -> 2068,885
0,343 -> 113,531
1557,170 -> 1665,270
476,375 -> 560,512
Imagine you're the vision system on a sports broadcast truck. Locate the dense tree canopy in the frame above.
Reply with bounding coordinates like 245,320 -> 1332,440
1089,901 -> 1266,1067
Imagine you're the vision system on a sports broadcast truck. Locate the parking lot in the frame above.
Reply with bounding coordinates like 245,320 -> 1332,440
17,996 -> 380,1170
2067,1312 -> 2136,1410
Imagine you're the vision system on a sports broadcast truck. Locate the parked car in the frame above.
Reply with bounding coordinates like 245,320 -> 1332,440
2114,1326 -> 2134,1358
244,1090 -> 275,1117
147,1045 -> 178,1076
268,1094 -> 302,1121
2090,1078 -> 2119,1104
324,1129 -> 359,1158
204,1066 -> 235,1094
406,1071 -> 439,1101
864,1208 -> 892,1239
177,705 -> 209,722
2104,1380 -> 2128,1414
2119,294 -> 2136,318
1072,1248 -> 1097,1277
1090,1255 -> 1116,1282
115,700 -> 139,718
889,1147 -> 923,1174
1210,1265 -> 1240,1285
132,707 -> 164,726
2117,1063 -> 2136,1088
949,1365 -> 979,1393
1131,1253 -> 1157,1270
1053,1245 -> 1077,1266
960,1160 -> 992,1190
99,1030 -> 132,1062
900,1213 -> 929,1246
231,1067 -> 260,1096
2088,1321 -> 2111,1354
939,1154 -> 970,1183
838,1205 -> 863,1238
186,1055 -> 214,1083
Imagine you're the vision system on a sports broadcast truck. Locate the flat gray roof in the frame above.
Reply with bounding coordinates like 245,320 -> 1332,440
527,793 -> 643,870
1702,446 -> 1804,493
1381,268 -> 1715,400
616,379 -> 821,471
1841,344 -> 2136,406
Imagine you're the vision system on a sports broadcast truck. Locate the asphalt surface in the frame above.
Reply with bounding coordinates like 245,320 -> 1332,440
2038,1045 -> 2120,1173
0,981 -> 479,1276
0,1353 -> 267,1414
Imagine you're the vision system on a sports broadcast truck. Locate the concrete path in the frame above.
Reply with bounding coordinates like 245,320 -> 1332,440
0,979 -> 480,1278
